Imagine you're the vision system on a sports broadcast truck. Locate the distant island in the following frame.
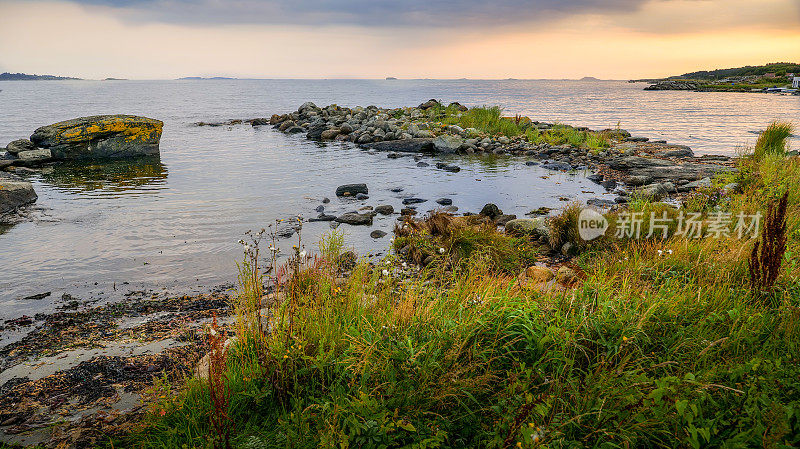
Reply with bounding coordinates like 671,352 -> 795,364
0,72 -> 81,81
177,76 -> 237,80
634,62 -> 799,94
385,76 -> 398,80
579,76 -> 600,81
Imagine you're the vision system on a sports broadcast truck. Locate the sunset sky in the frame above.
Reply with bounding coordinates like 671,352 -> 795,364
0,0 -> 798,80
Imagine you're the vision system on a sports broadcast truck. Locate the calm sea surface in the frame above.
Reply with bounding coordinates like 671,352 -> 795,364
1,79 -> 798,320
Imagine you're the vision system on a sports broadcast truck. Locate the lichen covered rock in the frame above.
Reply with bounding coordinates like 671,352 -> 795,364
30,115 -> 163,160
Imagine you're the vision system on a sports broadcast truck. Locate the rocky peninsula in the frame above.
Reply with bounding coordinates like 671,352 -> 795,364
265,99 -> 735,209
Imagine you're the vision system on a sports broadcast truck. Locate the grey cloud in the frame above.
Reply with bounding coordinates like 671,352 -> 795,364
68,0 -> 650,27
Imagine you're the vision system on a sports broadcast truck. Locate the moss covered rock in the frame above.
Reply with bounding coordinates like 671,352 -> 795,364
30,115 -> 163,160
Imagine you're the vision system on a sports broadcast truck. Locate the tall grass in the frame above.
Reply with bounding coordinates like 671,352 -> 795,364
754,121 -> 794,159
441,106 -> 523,137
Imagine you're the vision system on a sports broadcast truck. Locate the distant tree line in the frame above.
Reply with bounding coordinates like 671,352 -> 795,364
0,72 -> 81,80
671,62 -> 800,80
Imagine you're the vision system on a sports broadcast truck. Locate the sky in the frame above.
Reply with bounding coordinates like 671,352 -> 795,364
0,0 -> 798,79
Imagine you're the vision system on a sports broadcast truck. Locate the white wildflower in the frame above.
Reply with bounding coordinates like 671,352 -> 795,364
299,250 -> 307,258
382,269 -> 389,276
438,247 -> 445,254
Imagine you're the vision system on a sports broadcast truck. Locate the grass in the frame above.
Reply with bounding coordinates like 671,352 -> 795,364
117,124 -> 800,449
430,105 -> 611,150
754,121 -> 794,159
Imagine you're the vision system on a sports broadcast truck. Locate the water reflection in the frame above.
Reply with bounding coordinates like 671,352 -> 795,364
38,156 -> 168,196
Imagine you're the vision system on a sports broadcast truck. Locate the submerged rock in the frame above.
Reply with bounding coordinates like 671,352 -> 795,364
30,115 -> 163,160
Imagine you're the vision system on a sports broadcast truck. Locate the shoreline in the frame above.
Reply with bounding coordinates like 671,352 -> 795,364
0,99 -> 775,448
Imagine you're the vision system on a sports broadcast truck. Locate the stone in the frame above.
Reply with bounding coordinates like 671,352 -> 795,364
417,99 -> 441,110
436,162 -> 461,173
556,266 -> 577,284
505,218 -> 549,238
402,197 -> 427,205
432,135 -> 464,153
435,198 -> 453,206
416,161 -> 429,167
0,176 -> 38,213
30,115 -> 163,160
308,214 -> 337,222
495,214 -> 517,226
336,183 -> 368,197
370,230 -> 388,239
448,102 -> 468,112
363,138 -> 434,153
541,162 -> 573,171
320,129 -> 340,140
335,212 -> 374,226
479,203 -> 502,219
684,177 -> 712,190
637,183 -> 668,200
525,266 -> 555,283
400,208 -> 417,216
586,198 -> 616,208
14,148 -> 52,166
374,205 -> 394,215
5,139 -> 36,155
355,193 -> 369,200
656,146 -> 694,158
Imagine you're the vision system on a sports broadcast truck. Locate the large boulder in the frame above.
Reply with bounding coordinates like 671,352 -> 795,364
0,176 -> 37,214
30,115 -> 163,160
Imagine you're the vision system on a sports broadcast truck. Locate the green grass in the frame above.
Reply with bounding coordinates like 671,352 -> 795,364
754,121 -> 794,159
119,125 -> 800,449
439,106 -> 524,137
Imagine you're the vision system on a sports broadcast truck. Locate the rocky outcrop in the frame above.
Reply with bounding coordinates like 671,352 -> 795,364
644,81 -> 700,91
0,175 -> 37,214
608,156 -> 734,182
30,115 -> 163,160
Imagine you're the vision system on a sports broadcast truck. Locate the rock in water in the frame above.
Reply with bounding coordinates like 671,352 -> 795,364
0,176 -> 38,213
336,183 -> 368,197
335,212 -> 374,226
30,115 -> 163,160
